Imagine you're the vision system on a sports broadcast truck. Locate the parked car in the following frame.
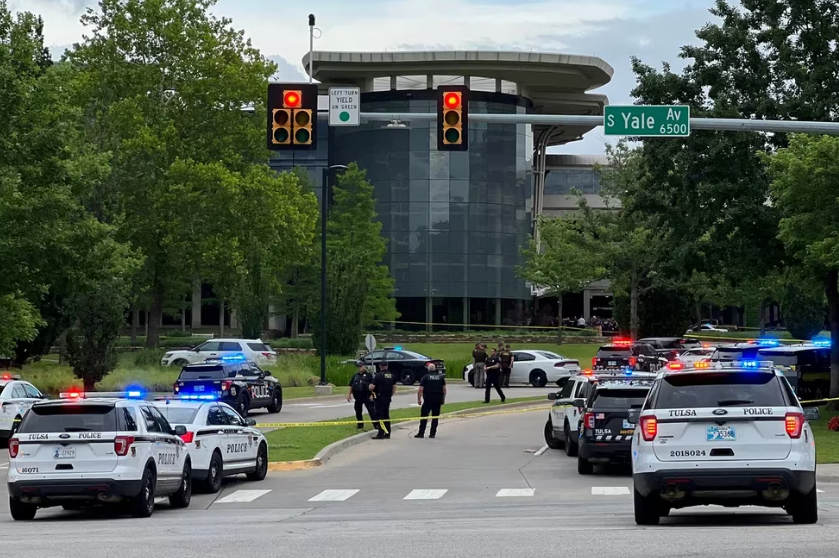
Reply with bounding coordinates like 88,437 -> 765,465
463,349 -> 580,388
356,347 -> 445,386
637,337 -> 702,362
161,338 -> 277,367
676,346 -> 717,365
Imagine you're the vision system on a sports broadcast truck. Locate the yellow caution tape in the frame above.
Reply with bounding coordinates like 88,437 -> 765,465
799,397 -> 839,405
256,405 -> 550,428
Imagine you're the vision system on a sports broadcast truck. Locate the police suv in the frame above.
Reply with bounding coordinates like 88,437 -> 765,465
1,373 -> 48,444
7,391 -> 192,520
630,360 -> 819,525
153,398 -> 268,493
173,354 -> 282,417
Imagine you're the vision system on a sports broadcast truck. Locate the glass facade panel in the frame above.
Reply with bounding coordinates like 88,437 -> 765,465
543,167 -> 603,195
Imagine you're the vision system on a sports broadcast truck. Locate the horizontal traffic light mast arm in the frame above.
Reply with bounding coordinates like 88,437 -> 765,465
317,111 -> 839,134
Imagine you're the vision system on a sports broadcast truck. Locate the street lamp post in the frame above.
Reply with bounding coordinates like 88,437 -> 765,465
320,164 -> 349,386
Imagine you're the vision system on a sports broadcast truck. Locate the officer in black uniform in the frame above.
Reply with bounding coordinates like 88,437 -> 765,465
484,348 -> 506,404
370,360 -> 396,439
347,360 -> 375,429
415,362 -> 446,439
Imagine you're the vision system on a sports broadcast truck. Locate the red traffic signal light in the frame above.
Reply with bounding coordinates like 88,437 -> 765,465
283,91 -> 301,108
444,92 -> 461,109
437,86 -> 468,151
268,84 -> 318,151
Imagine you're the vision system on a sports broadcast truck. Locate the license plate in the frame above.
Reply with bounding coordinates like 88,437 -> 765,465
608,361 -> 617,366
194,385 -> 204,392
54,447 -> 76,459
706,426 -> 736,441
623,420 -> 635,429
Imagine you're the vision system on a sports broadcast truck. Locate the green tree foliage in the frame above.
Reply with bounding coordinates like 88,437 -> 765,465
518,215 -> 606,342
68,0 -> 279,348
782,279 -> 825,342
0,294 -> 42,357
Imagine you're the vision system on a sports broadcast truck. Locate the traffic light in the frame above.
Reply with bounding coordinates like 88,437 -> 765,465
437,85 -> 469,151
267,83 -> 318,151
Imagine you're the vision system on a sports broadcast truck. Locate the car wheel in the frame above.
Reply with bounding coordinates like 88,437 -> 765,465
467,370 -> 474,386
544,419 -> 563,450
267,390 -> 283,413
202,451 -> 223,493
400,370 -> 415,386
247,443 -> 269,481
172,359 -> 188,367
9,497 -> 36,521
529,369 -> 548,388
577,456 -> 593,475
169,460 -> 192,508
236,393 -> 251,417
564,421 -> 578,457
130,467 -> 156,518
633,486 -> 661,525
790,485 -> 819,524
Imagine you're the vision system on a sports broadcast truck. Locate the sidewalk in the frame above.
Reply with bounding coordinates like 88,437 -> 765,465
818,463 -> 839,483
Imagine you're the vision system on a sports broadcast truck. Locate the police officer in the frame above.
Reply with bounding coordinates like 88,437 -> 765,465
370,360 -> 396,439
415,363 -> 446,439
347,360 -> 375,429
499,343 -> 514,388
484,348 -> 506,404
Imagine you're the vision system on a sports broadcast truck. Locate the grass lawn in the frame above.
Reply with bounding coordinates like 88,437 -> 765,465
264,396 -> 546,461
810,406 -> 839,464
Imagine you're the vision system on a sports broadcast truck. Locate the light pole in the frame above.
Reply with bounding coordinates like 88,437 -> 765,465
320,164 -> 349,386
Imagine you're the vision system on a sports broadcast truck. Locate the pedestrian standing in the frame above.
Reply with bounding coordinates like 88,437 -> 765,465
370,360 -> 396,439
347,360 -> 375,429
484,348 -> 506,404
472,343 -> 487,388
415,363 -> 446,439
499,343 -> 514,388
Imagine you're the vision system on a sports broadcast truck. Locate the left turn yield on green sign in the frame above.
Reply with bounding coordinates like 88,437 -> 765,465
329,87 -> 360,127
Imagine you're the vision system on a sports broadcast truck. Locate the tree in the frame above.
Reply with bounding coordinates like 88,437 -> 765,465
518,215 -> 606,342
68,0 -> 278,348
767,134 -> 839,404
782,278 -> 825,342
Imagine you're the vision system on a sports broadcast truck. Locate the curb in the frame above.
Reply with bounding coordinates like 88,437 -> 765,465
266,399 -> 548,472
817,472 -> 839,484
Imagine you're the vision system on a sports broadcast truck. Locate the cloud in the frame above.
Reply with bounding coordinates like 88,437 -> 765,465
267,55 -> 308,82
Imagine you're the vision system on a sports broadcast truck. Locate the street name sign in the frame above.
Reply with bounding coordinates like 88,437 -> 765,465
603,105 -> 690,137
329,87 -> 360,126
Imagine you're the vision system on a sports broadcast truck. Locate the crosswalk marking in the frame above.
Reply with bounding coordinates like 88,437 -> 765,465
592,487 -> 630,495
496,488 -> 535,497
215,489 -> 272,503
404,489 -> 447,500
309,489 -> 359,502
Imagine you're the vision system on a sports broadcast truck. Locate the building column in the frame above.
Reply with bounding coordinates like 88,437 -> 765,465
495,78 -> 502,92
495,297 -> 502,326
191,280 -> 202,329
583,290 -> 592,321
463,296 -> 469,331
426,75 -> 433,89
426,296 -> 433,332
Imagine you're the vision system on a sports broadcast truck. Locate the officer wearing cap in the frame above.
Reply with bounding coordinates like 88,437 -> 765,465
347,360 -> 375,429
369,360 -> 396,439
415,362 -> 446,439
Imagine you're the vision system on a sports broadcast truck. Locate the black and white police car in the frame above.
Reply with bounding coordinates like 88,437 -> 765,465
7,390 -> 193,520
1,373 -> 48,444
630,360 -> 820,525
153,398 -> 268,493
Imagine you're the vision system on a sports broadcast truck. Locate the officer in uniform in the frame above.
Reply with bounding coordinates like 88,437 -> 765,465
415,363 -> 446,439
484,348 -> 506,404
370,360 -> 396,439
347,360 -> 375,429
499,343 -> 514,388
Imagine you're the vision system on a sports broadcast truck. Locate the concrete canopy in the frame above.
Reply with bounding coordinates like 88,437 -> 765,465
301,50 -> 613,147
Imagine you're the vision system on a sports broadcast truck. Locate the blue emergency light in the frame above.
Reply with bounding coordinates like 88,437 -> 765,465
179,394 -> 217,401
741,361 -> 759,368
812,337 -> 831,347
218,353 -> 248,363
394,346 -> 403,350
756,338 -> 780,347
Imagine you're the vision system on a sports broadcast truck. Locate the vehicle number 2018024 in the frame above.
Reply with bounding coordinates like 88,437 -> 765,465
670,450 -> 706,457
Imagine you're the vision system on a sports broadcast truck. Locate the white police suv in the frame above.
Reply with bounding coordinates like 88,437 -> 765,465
7,391 -> 193,520
630,360 -> 819,525
1,373 -> 48,444
153,398 -> 268,493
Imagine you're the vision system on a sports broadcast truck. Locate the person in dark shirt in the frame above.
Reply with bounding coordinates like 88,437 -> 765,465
499,344 -> 514,388
484,348 -> 506,404
347,360 -> 375,429
370,360 -> 397,439
415,363 -> 447,438
472,343 -> 487,389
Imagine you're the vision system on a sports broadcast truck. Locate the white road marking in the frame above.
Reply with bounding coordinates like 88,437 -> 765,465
496,488 -> 535,497
818,489 -> 826,493
309,489 -> 360,502
592,487 -> 631,495
215,489 -> 272,503
534,444 -> 549,456
404,489 -> 448,500
154,497 -> 167,505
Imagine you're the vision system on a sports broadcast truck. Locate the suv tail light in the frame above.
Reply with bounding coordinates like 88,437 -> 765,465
261,352 -> 274,359
9,438 -> 19,458
785,412 -> 805,438
640,416 -> 657,441
221,381 -> 232,391
179,431 -> 195,444
114,435 -> 134,456
584,412 -> 595,429
629,357 -> 637,366
591,357 -> 597,366
173,382 -> 179,393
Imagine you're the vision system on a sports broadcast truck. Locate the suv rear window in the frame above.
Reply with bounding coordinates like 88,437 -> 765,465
19,404 -> 117,433
592,388 -> 649,408
597,347 -> 631,358
178,365 -> 230,380
247,343 -> 271,352
156,407 -> 199,424
712,347 -> 760,360
654,372 -> 788,408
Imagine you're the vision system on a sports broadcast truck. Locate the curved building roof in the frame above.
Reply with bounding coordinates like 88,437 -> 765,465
302,50 -> 614,147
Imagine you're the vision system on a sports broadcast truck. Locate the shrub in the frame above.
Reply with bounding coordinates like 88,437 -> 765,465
828,416 -> 839,432
133,349 -> 166,367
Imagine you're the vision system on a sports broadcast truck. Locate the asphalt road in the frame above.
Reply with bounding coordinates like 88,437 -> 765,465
4,407 -> 839,557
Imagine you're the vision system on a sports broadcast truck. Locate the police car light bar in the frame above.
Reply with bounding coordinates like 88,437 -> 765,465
755,338 -> 780,347
612,337 -> 632,347
58,390 -> 148,400
204,353 -> 248,364
1,373 -> 21,381
178,394 -> 218,401
812,337 -> 831,347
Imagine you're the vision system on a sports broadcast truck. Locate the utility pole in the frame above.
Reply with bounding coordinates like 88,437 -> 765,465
308,14 -> 315,84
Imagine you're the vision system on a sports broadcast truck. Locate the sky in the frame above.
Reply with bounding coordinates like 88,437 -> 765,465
9,0 -> 721,154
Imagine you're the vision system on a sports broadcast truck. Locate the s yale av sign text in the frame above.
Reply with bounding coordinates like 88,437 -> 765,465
604,105 -> 690,137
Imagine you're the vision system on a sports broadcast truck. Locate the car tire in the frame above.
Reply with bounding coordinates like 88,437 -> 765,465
130,467 -> 156,518
201,451 -> 224,493
246,443 -> 269,481
467,370 -> 474,386
172,359 -> 188,367
236,393 -> 251,417
790,485 -> 819,524
564,421 -> 578,457
633,486 -> 661,525
544,419 -> 563,450
9,497 -> 36,521
400,370 -> 415,386
530,369 -> 548,388
169,460 -> 192,509
267,390 -> 283,413
577,456 -> 593,475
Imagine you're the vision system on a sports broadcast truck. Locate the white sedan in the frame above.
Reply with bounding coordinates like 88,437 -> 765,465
153,399 -> 269,493
462,349 -> 581,387
676,346 -> 716,365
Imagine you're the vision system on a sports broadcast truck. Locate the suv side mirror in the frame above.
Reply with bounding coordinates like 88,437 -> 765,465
263,370 -> 272,377
627,409 -> 641,424
804,407 -> 821,421
547,392 -> 558,401
572,398 -> 585,408
556,377 -> 570,388
246,418 -> 257,426
173,425 -> 187,436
